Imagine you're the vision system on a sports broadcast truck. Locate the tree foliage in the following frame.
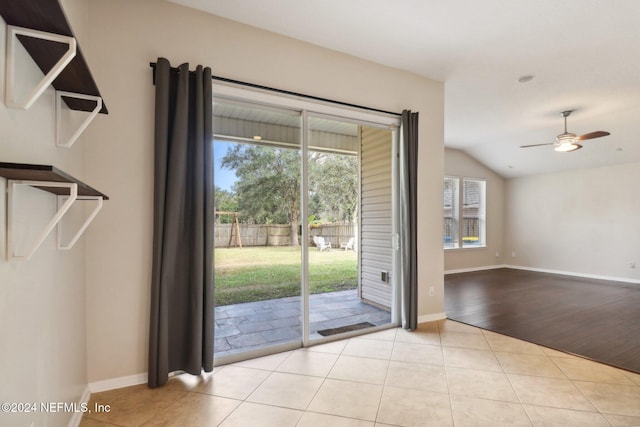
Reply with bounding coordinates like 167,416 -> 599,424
214,186 -> 238,223
220,143 -> 358,246
309,153 -> 358,223
222,144 -> 301,245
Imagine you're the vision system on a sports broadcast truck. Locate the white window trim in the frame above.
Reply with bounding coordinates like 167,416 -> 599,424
443,176 -> 487,250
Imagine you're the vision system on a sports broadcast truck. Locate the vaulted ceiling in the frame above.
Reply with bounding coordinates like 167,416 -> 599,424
170,0 -> 640,178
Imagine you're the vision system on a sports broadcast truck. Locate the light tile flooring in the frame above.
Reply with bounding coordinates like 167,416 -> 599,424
81,320 -> 640,427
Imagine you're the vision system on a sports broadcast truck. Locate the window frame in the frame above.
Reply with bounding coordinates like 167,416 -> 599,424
443,176 -> 460,249
443,176 -> 487,250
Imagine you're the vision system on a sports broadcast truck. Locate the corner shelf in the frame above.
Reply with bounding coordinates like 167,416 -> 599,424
0,162 -> 108,261
0,0 -> 108,114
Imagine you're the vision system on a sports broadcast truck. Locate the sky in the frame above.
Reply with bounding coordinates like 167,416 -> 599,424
214,140 -> 237,191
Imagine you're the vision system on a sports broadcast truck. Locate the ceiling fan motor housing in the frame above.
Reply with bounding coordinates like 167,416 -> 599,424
555,132 -> 577,145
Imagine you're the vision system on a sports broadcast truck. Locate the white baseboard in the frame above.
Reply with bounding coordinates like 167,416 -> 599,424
443,263 -> 640,285
68,386 -> 91,427
444,264 -> 507,275
418,312 -> 447,323
89,373 -> 147,393
504,264 -> 640,285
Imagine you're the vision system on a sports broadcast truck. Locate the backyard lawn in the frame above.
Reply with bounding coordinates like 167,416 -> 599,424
214,246 -> 357,306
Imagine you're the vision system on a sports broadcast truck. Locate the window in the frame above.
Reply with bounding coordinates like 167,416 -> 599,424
443,177 -> 459,248
443,176 -> 486,249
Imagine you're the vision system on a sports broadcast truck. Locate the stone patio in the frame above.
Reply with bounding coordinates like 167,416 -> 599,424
214,289 -> 391,357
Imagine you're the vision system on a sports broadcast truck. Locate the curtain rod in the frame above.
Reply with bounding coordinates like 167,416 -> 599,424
149,62 -> 401,117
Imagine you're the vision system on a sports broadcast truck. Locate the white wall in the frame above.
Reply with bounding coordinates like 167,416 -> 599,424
0,1 -> 91,425
82,0 -> 444,383
505,162 -> 640,281
444,148 -> 505,271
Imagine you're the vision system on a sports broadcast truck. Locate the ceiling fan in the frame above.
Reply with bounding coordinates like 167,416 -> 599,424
520,110 -> 610,152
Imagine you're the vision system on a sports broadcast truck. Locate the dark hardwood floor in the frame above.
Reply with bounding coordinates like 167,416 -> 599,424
445,268 -> 640,374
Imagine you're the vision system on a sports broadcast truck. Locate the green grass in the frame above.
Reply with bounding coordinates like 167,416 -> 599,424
214,246 -> 357,306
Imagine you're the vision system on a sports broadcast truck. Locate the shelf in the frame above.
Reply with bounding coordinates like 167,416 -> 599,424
0,0 -> 108,113
0,162 -> 108,261
0,162 -> 108,199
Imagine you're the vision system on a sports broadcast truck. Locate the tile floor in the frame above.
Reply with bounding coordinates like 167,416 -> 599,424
81,320 -> 640,427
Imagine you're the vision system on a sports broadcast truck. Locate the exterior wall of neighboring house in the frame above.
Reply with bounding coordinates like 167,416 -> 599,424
83,0 -> 444,384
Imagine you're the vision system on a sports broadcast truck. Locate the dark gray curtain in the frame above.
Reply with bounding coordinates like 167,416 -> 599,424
400,110 -> 419,330
148,58 -> 214,387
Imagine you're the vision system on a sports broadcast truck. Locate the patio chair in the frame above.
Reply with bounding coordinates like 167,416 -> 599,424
312,236 -> 332,251
340,237 -> 356,251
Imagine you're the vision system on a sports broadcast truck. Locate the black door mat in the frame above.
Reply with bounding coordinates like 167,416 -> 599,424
316,322 -> 376,336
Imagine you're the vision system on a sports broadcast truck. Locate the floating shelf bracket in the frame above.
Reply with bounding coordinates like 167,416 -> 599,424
56,91 -> 102,147
5,25 -> 76,110
56,194 -> 103,250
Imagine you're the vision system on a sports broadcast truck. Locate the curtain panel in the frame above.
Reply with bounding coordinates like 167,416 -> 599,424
400,110 -> 419,330
148,58 -> 214,387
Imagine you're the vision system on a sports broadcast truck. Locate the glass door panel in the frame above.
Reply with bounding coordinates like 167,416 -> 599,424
306,115 -> 393,342
213,98 -> 302,360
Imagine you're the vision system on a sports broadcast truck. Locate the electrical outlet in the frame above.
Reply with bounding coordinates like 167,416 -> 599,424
429,286 -> 435,296
495,251 -> 500,258
511,251 -> 516,258
630,262 -> 636,269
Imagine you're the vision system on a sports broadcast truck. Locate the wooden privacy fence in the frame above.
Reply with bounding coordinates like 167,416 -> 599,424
215,224 -> 291,247
215,223 -> 356,248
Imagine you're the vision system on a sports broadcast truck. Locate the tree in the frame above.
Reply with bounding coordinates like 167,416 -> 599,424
214,186 -> 238,223
309,153 -> 358,223
221,144 -> 301,246
221,145 -> 359,246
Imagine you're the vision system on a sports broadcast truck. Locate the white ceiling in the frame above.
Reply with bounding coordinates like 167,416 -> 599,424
170,0 -> 640,178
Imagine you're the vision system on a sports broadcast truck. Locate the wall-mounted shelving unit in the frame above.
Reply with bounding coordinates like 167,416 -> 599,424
0,0 -> 108,114
0,163 -> 109,261
1,0 -> 109,147
0,0 -> 110,261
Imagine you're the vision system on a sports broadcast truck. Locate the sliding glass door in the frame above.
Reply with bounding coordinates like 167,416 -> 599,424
212,91 -> 399,362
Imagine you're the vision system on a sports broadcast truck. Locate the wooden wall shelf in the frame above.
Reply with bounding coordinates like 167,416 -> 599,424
0,162 -> 108,199
0,162 -> 108,260
0,0 -> 108,113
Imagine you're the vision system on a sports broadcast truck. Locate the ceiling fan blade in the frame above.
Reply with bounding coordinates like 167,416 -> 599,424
576,131 -> 610,141
520,143 -> 554,148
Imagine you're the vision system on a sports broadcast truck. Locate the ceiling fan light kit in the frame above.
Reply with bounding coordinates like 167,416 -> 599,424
520,110 -> 610,153
554,129 -> 581,152
554,142 -> 582,152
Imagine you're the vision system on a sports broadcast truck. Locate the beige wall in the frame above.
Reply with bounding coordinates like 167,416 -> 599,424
83,0 -> 444,383
0,1 -> 90,425
444,148 -> 639,282
505,163 -> 640,281
444,148 -> 505,271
